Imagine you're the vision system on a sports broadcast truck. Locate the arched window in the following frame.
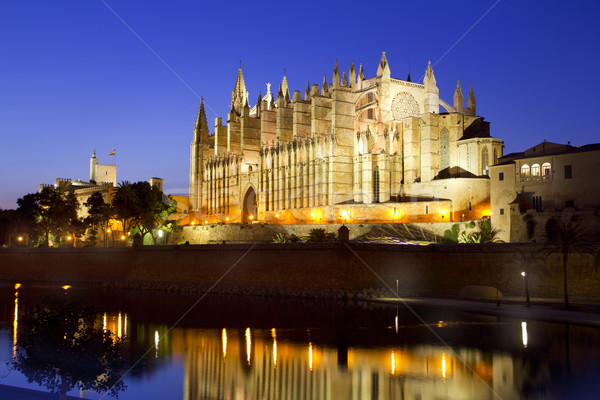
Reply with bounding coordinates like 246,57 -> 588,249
373,167 -> 380,203
481,147 -> 489,176
440,128 -> 450,170
531,164 -> 540,177
521,164 -> 530,176
542,162 -> 551,177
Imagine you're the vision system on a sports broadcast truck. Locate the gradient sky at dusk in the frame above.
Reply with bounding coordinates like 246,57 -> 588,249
1,0 -> 599,209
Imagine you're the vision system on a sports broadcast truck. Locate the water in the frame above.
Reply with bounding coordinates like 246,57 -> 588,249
1,283 -> 600,399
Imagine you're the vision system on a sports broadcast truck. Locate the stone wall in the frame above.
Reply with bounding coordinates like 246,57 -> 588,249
1,243 -> 598,302
171,221 -> 480,244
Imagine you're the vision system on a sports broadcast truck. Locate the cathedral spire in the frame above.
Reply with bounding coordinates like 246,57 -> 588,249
467,84 -> 476,115
231,66 -> 248,115
341,71 -> 348,87
359,63 -> 365,80
281,70 -> 290,99
332,60 -> 340,89
423,61 -> 438,93
453,80 -> 464,112
349,62 -> 356,88
321,76 -> 328,96
376,52 -> 390,77
194,97 -> 209,143
305,81 -> 311,99
255,92 -> 262,117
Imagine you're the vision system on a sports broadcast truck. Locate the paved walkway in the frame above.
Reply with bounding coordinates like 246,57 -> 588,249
369,296 -> 600,327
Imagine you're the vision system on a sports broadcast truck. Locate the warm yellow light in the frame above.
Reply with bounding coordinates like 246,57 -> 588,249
14,283 -> 21,290
222,328 -> 227,358
341,210 -> 350,219
245,328 -> 252,365
67,236 -> 72,240
225,217 -> 229,221
107,228 -> 111,233
249,215 -> 254,220
204,220 -> 208,224
440,209 -> 449,216
103,312 -> 107,332
121,235 -> 126,240
190,221 -> 195,225
13,291 -> 18,359
271,328 -> 277,368
522,322 -> 528,348
61,285 -> 71,290
521,271 -> 526,277
17,236 -> 23,242
308,342 -> 313,371
391,351 -> 396,375
275,213 -> 279,218
488,211 -> 493,216
442,353 -> 447,379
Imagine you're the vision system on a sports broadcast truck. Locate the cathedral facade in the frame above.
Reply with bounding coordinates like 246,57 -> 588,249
189,53 -> 503,224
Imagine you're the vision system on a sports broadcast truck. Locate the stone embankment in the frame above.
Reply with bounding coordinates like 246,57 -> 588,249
1,242 -> 598,302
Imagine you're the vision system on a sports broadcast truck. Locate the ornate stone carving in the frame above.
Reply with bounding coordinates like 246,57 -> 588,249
391,92 -> 420,120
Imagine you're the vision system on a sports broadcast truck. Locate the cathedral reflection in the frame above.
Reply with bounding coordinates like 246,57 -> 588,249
171,328 -> 520,400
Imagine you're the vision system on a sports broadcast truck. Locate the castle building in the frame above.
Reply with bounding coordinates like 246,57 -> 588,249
189,53 -> 503,224
490,141 -> 600,242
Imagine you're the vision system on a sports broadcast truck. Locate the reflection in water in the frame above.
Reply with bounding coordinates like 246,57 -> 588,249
174,328 -> 520,400
155,330 -> 160,358
222,328 -> 227,359
13,290 -> 18,359
271,328 -> 277,368
522,321 -> 528,348
245,327 -> 252,365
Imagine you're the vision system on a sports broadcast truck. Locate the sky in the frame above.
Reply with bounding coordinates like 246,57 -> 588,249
1,0 -> 599,209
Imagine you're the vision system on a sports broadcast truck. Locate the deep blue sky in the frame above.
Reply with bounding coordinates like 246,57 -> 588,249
1,0 -> 599,209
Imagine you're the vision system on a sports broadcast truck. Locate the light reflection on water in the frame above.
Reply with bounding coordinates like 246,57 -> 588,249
1,284 -> 600,399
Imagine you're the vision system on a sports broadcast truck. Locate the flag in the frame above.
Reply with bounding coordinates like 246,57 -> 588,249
108,150 -> 116,156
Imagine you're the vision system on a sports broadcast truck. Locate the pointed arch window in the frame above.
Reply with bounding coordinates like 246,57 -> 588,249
481,147 -> 489,176
440,128 -> 450,170
373,167 -> 380,203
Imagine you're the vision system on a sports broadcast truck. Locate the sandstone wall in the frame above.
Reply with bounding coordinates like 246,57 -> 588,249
1,243 -> 598,302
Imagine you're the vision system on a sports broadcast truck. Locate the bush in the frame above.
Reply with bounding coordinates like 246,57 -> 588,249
307,228 -> 336,242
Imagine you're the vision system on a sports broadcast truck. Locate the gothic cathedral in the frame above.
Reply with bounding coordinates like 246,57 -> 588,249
189,53 -> 503,224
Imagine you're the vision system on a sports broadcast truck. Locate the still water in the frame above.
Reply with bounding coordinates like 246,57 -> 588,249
1,283 -> 600,400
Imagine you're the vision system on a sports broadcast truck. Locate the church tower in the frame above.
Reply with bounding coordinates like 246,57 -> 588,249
189,98 -> 210,212
89,150 -> 98,183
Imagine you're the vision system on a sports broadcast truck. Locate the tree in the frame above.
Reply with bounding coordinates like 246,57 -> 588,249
38,185 -> 81,247
112,181 -> 138,236
113,181 -> 177,244
14,295 -> 125,399
544,218 -> 595,310
84,192 -> 115,247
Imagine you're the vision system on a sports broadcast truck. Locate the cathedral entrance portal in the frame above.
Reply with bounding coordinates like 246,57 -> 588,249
242,187 -> 257,223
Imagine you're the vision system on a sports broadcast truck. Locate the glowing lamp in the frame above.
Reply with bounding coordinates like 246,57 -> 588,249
204,220 -> 208,224
66,236 -> 72,241
225,217 -> 229,221
249,215 -> 254,220
107,228 -> 111,233
275,213 -> 279,218
521,271 -> 526,277
121,235 -> 126,240
17,236 -> 23,242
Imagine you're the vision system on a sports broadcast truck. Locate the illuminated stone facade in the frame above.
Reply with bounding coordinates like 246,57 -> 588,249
490,141 -> 600,242
189,54 -> 503,224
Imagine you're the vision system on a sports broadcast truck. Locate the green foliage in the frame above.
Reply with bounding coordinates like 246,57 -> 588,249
14,295 -> 125,398
465,221 -> 476,229
112,181 -> 177,245
307,228 -> 336,242
37,186 -> 82,247
443,224 -> 461,243
273,233 -> 290,243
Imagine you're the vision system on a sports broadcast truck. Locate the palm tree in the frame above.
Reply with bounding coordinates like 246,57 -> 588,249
510,247 -> 546,307
544,218 -> 594,310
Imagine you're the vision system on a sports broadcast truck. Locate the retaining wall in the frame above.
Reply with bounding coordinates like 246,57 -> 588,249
1,243 -> 598,302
